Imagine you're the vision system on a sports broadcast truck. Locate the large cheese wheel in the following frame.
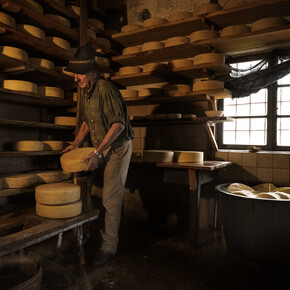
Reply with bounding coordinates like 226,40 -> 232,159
164,36 -> 189,48
119,66 -> 142,75
190,30 -> 219,42
143,17 -> 167,27
29,57 -> 55,70
0,46 -> 28,62
142,62 -> 167,72
122,46 -> 141,55
38,86 -> 64,99
173,151 -> 203,163
120,89 -> 138,99
193,80 -> 224,91
17,24 -> 45,40
36,171 -> 64,184
95,37 -> 111,49
168,11 -> 193,22
143,150 -> 174,163
60,147 -> 96,172
220,25 -> 250,37
13,140 -> 44,151
253,183 -> 277,192
194,3 -> 222,16
138,88 -> 163,97
164,84 -> 192,96
0,12 -> 16,28
88,18 -> 105,31
275,192 -> 290,199
43,140 -> 65,151
121,24 -> 143,33
36,200 -> 82,218
251,17 -> 287,32
3,174 -> 37,189
35,183 -> 80,204
3,80 -> 37,94
230,190 -> 254,198
192,53 -> 225,65
227,183 -> 254,193
141,41 -> 164,52
45,14 -> 71,28
46,36 -> 70,51
274,187 -> 290,194
54,116 -> 76,126
66,6 -> 80,16
168,59 -> 193,68
256,192 -> 280,200
22,0 -> 43,14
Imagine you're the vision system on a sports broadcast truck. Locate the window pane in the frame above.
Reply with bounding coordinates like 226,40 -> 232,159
236,118 -> 249,130
223,131 -> 236,144
251,118 -> 266,130
223,121 -> 235,130
277,87 -> 290,102
278,74 -> 290,85
237,104 -> 250,116
236,131 -> 249,144
251,103 -> 267,116
277,118 -> 290,146
277,87 -> 290,115
251,89 -> 267,103
224,105 -> 236,116
250,131 -> 266,145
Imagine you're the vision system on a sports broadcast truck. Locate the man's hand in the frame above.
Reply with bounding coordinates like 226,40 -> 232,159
63,143 -> 78,153
83,152 -> 101,171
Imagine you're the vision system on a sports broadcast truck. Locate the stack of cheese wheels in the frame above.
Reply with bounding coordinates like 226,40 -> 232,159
13,140 -> 44,151
168,11 -> 193,22
138,88 -> 163,97
38,86 -> 64,99
88,18 -> 105,31
3,80 -> 37,94
0,12 -> 16,28
121,24 -> 143,33
119,66 -> 142,76
190,29 -> 219,42
35,183 -> 82,218
29,57 -> 55,70
46,36 -> 70,51
0,46 -> 28,62
143,17 -> 167,27
36,170 -> 64,183
45,14 -> 71,28
220,25 -> 250,37
192,53 -> 225,65
168,59 -> 193,68
3,174 -> 37,188
194,3 -> 222,16
141,41 -> 164,52
142,62 -> 167,72
164,84 -> 192,96
54,116 -> 76,126
17,24 -> 46,40
143,150 -> 174,163
251,17 -> 287,31
165,36 -> 189,48
122,46 -> 141,55
60,147 -> 96,172
22,0 -> 43,14
43,140 -> 65,151
120,89 -> 138,100
193,80 -> 224,92
173,151 -> 203,163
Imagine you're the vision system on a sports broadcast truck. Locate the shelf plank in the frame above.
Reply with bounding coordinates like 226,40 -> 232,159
0,118 -> 75,130
207,0 -> 290,28
112,42 -> 212,66
112,16 -> 210,47
0,151 -> 62,156
0,187 -> 33,197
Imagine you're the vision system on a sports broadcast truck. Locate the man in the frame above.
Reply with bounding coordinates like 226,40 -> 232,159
63,44 -> 134,267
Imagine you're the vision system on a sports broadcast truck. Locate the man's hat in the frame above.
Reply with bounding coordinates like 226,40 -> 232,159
64,44 -> 101,74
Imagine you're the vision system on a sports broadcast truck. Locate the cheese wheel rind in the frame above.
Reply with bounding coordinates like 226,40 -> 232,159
164,84 -> 192,96
193,80 -> 224,91
227,183 -> 254,193
142,62 -> 167,72
0,12 -> 16,28
22,0 -> 43,14
164,36 -> 189,48
29,57 -> 55,70
168,11 -> 193,22
38,86 -> 64,99
143,18 -> 167,27
190,30 -> 219,42
121,24 -> 143,33
35,171 -> 64,184
251,17 -> 287,32
173,151 -> 203,163
194,3 -> 222,16
143,150 -> 174,163
0,46 -> 28,62
122,46 -> 141,55
43,140 -> 65,151
220,25 -> 250,37
141,41 -> 164,52
120,89 -> 138,99
46,36 -> 70,51
54,116 -> 76,126
17,24 -> 45,40
3,80 -> 37,94
138,88 -> 163,97
3,174 -> 37,188
13,141 -> 44,151
119,66 -> 142,75
45,14 -> 71,28
168,59 -> 193,68
192,53 -> 225,65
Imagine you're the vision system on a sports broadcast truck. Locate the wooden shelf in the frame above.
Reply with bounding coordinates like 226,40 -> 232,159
207,0 -> 290,28
0,118 -> 75,130
0,151 -> 62,156
111,62 -> 231,87
112,16 -> 210,47
0,187 -> 34,197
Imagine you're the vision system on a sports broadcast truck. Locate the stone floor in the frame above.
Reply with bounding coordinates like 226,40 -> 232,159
21,218 -> 290,290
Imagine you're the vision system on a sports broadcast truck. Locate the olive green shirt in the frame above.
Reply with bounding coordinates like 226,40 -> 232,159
80,79 -> 134,148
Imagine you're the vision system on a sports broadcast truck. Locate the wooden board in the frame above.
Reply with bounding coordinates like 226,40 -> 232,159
0,151 -> 62,156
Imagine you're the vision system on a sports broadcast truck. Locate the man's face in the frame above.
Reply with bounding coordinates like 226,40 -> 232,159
74,73 -> 90,89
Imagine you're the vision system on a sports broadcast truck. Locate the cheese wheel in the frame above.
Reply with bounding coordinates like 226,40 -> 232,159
45,14 -> 71,28
66,6 -> 80,16
183,114 -> 196,119
275,192 -> 290,199
43,140 -> 65,151
35,182 -> 80,204
166,113 -> 182,119
119,66 -> 142,75
0,12 -> 16,28
164,36 -> 189,48
227,183 -> 254,193
62,171 -> 72,180
3,80 -> 37,94
38,86 -> 64,99
220,25 -> 250,37
253,183 -> 278,192
192,53 -> 225,65
95,37 -> 111,49
60,147 -> 96,172
193,80 -> 224,92
22,0 -> 43,14
164,84 -> 191,96
141,41 -> 164,52
121,24 -> 143,33
252,17 -> 287,32
87,28 -> 96,40
29,57 -> 55,70
142,62 -> 167,72
190,30 -> 219,42
122,46 -> 141,55
120,89 -> 138,99
54,116 -> 76,126
17,24 -> 45,40
36,171 -> 64,184
274,187 -> 290,194
13,140 -> 44,151
36,200 -> 82,218
88,18 -> 105,31
143,17 -> 167,27
194,3 -> 222,16
138,88 -> 163,97
230,190 -> 254,198
168,11 -> 193,22
0,46 -> 28,62
143,150 -> 174,163
46,36 -> 71,51
168,59 -> 193,68
256,192 -> 280,200
173,151 -> 203,163
3,174 -> 37,189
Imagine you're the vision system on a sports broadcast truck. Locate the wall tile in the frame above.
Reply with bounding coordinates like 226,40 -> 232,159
228,152 -> 242,166
242,166 -> 257,184
257,168 -> 273,183
133,127 -> 141,138
257,153 -> 273,168
242,153 -> 257,167
132,137 -> 141,151
215,151 -> 228,161
273,154 -> 290,169
273,169 -> 290,185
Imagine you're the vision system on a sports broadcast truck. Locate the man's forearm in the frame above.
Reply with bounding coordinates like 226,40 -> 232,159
72,121 -> 89,147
